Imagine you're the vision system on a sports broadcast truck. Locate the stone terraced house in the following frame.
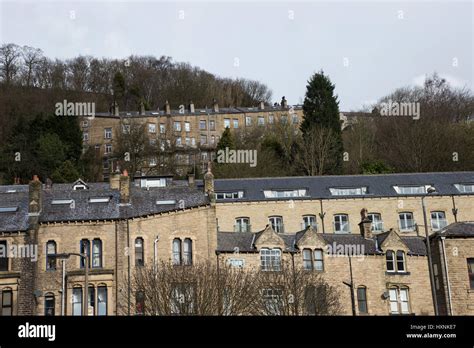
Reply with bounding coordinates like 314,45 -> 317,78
0,170 -> 473,316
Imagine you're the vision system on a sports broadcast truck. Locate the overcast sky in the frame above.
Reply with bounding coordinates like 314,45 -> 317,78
1,0 -> 472,110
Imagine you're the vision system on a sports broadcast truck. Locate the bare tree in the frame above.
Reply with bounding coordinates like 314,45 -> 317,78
21,46 -> 43,87
113,118 -> 158,177
0,43 -> 22,84
296,125 -> 339,176
123,261 -> 342,316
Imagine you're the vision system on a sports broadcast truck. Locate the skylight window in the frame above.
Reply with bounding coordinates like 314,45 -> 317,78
263,189 -> 307,198
156,200 -> 176,205
216,191 -> 244,200
454,183 -> 474,193
393,185 -> 432,194
89,197 -> 111,203
51,199 -> 74,205
329,187 -> 367,196
0,206 -> 18,213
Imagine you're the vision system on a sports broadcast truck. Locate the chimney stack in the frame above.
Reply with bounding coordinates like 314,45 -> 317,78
113,101 -> 119,116
281,96 -> 288,109
110,167 -> 121,190
189,101 -> 195,113
203,162 -> 214,197
358,208 -> 373,239
259,101 -> 265,110
119,170 -> 130,204
213,99 -> 219,113
164,100 -> 171,115
140,101 -> 145,115
188,174 -> 195,188
28,175 -> 42,219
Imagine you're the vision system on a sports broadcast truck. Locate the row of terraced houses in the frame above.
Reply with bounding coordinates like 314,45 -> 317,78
0,169 -> 473,316
79,97 -> 369,180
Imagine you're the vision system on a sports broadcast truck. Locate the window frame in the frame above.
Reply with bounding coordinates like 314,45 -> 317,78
314,249 -> 324,271
44,293 -> 55,316
396,250 -> 406,273
183,238 -> 193,266
302,215 -> 317,229
172,238 -> 182,266
334,214 -> 350,233
268,216 -> 284,233
1,288 -> 13,316
468,258 -> 474,289
368,213 -> 383,232
0,240 -> 8,271
430,211 -> 447,231
80,239 -> 90,269
389,287 -> 410,315
398,212 -> 415,232
92,239 -> 102,268
386,250 -> 395,272
135,237 -> 144,267
104,127 -> 112,139
357,286 -> 368,314
97,285 -> 108,316
260,248 -> 282,271
46,240 -> 57,271
235,217 -> 250,233
72,286 -> 83,316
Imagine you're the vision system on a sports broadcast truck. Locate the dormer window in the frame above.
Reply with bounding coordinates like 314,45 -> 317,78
454,183 -> 474,193
263,189 -> 307,198
393,185 -> 432,195
215,191 -> 244,200
72,179 -> 89,190
329,187 -> 367,196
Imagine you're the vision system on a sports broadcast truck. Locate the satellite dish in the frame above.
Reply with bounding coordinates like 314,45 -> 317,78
381,291 -> 389,300
33,290 -> 43,297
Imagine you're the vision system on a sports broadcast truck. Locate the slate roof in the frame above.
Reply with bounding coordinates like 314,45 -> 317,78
91,105 -> 303,119
0,181 -> 210,231
0,189 -> 29,232
202,172 -> 474,202
217,230 -> 427,256
430,222 -> 474,239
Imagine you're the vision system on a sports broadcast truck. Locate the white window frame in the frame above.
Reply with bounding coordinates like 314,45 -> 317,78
104,128 -> 112,139
269,216 -> 284,233
302,215 -> 317,230
430,211 -> 447,231
148,123 -> 156,134
368,213 -> 383,232
334,214 -> 350,233
260,248 -> 281,271
235,217 -> 250,233
389,288 -> 410,314
398,212 -> 415,232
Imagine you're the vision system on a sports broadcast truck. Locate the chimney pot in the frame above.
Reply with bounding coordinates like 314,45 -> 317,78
259,101 -> 265,110
189,101 -> 195,113
165,100 -> 171,115
213,99 -> 219,113
281,96 -> 288,109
